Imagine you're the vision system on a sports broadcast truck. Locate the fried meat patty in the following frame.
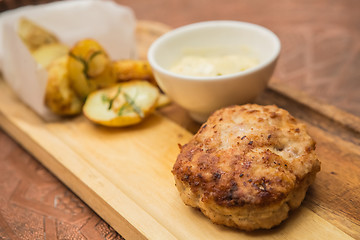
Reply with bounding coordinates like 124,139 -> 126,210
172,104 -> 320,230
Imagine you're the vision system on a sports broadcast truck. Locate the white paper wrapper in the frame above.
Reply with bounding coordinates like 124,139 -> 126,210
0,0 -> 136,120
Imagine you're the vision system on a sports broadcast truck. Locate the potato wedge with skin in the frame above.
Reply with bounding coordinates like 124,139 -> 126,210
17,17 -> 59,52
44,56 -> 82,116
83,81 -> 159,127
113,60 -> 157,85
156,93 -> 171,108
32,43 -> 69,68
68,39 -> 115,100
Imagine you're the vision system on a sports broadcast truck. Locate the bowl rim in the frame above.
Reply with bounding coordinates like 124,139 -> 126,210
147,20 -> 281,82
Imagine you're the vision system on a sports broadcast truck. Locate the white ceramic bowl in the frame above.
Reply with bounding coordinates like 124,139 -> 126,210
148,21 -> 281,122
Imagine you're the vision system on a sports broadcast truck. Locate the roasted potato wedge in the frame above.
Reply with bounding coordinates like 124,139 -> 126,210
83,81 -> 159,127
156,93 -> 171,108
68,39 -> 115,100
44,56 -> 82,116
32,43 -> 69,68
113,60 -> 156,85
17,17 -> 59,52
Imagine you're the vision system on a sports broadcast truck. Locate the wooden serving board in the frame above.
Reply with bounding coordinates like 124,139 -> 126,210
1,21 -> 360,240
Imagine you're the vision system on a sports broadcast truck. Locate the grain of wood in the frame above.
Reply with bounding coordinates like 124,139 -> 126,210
0,77 -> 354,240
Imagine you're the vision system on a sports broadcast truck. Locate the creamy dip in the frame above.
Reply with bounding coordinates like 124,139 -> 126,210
170,54 -> 259,77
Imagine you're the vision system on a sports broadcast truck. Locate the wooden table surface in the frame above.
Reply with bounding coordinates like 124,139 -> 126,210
1,0 -> 359,239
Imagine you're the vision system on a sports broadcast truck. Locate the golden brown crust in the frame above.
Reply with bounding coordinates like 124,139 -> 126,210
172,104 -> 320,230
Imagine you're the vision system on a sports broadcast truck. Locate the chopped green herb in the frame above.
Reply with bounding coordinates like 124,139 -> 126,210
101,87 -> 121,110
88,51 -> 102,62
117,103 -> 128,116
124,93 -> 144,118
69,50 -> 103,79
116,92 -> 144,118
101,94 -> 110,103
102,87 -> 144,118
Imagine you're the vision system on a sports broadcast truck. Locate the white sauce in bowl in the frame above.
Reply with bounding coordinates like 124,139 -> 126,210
170,53 -> 259,77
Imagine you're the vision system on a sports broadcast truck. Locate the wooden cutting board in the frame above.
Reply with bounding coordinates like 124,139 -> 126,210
0,21 -> 359,240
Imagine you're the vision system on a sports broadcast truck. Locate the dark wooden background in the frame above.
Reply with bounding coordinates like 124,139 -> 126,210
1,0 -> 359,239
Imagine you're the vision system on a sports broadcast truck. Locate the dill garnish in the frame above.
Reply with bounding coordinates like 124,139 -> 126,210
102,87 -> 121,110
116,93 -> 144,118
102,87 -> 144,118
69,50 -> 102,79
124,93 -> 144,118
